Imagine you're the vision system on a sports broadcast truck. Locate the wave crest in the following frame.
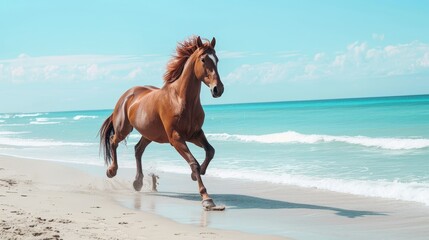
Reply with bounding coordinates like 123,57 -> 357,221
156,165 -> 429,205
13,113 -> 44,118
73,115 -> 98,120
0,131 -> 29,135
207,131 -> 429,150
0,137 -> 96,147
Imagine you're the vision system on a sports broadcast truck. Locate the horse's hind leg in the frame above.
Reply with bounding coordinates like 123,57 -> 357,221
106,134 -> 121,178
133,136 -> 151,191
106,128 -> 132,178
106,95 -> 133,178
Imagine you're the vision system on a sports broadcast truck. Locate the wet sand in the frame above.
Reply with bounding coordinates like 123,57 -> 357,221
0,155 -> 285,240
115,170 -> 429,240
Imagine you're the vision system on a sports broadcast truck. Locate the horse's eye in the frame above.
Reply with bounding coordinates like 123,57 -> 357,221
201,57 -> 205,63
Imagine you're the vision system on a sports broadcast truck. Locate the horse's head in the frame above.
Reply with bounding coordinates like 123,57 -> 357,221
194,36 -> 224,98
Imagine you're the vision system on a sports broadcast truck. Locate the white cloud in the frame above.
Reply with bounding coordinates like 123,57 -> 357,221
384,45 -> 400,56
225,40 -> 429,84
418,52 -> 429,67
11,66 -> 24,77
217,51 -> 250,59
127,67 -> 142,79
86,64 -> 98,79
225,63 -> 286,84
365,49 -> 379,59
43,65 -> 59,80
314,52 -> 325,61
304,64 -> 317,75
277,51 -> 302,58
372,33 -> 385,41
3,40 -> 429,86
332,55 -> 346,67
18,53 -> 30,59
347,42 -> 367,56
0,54 -> 166,83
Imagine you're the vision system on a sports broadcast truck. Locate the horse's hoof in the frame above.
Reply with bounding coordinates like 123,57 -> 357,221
133,180 -> 143,191
202,198 -> 216,209
202,199 -> 225,211
106,168 -> 117,178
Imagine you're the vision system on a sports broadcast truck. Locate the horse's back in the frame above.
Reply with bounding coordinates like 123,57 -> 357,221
129,85 -> 160,95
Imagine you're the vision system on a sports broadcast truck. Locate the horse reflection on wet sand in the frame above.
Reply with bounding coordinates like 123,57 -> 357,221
100,36 -> 224,210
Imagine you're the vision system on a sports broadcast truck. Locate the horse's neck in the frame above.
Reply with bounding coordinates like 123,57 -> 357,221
174,57 -> 202,105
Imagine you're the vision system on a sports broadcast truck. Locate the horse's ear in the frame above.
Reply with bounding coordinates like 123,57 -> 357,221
196,36 -> 203,48
211,37 -> 216,48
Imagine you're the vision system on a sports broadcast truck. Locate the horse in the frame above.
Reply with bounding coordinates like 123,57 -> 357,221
99,36 -> 224,209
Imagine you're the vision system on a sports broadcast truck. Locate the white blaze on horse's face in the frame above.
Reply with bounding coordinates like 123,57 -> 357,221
208,54 -> 217,66
204,53 -> 223,98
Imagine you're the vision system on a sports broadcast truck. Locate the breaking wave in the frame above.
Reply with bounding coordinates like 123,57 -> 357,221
0,131 -> 29,135
206,131 -> 429,150
158,165 -> 429,206
0,137 -> 96,147
29,117 -> 64,125
73,115 -> 98,120
13,113 -> 44,118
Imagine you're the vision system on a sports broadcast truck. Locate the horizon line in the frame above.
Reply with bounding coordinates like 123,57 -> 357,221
2,93 -> 428,115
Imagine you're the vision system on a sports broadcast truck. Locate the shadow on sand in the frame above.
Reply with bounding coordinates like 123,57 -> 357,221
154,192 -> 387,218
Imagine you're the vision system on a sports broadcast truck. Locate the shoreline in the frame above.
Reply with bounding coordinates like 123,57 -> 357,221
2,155 -> 429,239
0,155 -> 286,240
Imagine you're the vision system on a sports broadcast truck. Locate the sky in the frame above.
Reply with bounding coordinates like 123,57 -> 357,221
1,0 -> 429,113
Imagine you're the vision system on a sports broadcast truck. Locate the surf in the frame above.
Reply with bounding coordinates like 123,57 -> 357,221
207,131 -> 429,150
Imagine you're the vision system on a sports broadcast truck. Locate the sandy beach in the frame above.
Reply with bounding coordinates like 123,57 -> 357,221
1,155 -> 429,239
0,155 -> 285,240
2,1 -> 429,239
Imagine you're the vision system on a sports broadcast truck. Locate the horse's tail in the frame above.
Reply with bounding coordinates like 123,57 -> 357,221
99,114 -> 114,165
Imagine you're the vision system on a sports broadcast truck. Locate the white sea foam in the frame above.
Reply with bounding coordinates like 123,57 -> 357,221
0,120 -> 5,123
29,117 -> 62,125
207,131 -> 429,150
0,123 -> 28,127
36,117 -> 66,121
0,137 -> 96,147
13,113 -> 44,118
157,165 -> 429,206
0,131 -> 29,135
73,115 -> 98,120
129,134 -> 141,139
29,121 -> 60,125
0,114 -> 11,119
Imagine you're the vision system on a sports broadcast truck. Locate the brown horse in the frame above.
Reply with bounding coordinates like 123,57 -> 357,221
99,36 -> 224,209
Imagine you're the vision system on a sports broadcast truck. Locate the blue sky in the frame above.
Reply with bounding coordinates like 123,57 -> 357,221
1,1 -> 429,112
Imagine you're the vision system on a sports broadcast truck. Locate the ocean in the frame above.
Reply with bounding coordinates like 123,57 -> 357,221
1,95 -> 428,205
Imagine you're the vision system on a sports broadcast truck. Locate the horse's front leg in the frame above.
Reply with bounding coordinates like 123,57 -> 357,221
168,130 -> 215,209
190,130 -> 214,175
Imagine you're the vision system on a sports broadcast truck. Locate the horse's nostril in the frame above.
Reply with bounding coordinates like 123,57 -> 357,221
213,86 -> 218,95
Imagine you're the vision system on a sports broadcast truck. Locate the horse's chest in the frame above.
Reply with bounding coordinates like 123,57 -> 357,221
176,109 -> 204,138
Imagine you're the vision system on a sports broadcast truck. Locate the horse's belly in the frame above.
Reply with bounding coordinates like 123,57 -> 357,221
136,121 -> 169,143
130,110 -> 168,143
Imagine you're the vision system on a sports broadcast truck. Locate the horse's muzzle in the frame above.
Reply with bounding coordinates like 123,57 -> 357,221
211,85 -> 224,98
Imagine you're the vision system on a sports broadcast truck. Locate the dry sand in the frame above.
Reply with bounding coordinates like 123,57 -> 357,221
0,155 -> 285,240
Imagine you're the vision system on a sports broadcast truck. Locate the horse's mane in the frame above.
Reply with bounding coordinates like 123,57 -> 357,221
163,36 -> 212,83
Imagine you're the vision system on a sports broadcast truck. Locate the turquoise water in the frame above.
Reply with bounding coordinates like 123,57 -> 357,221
1,95 -> 429,205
